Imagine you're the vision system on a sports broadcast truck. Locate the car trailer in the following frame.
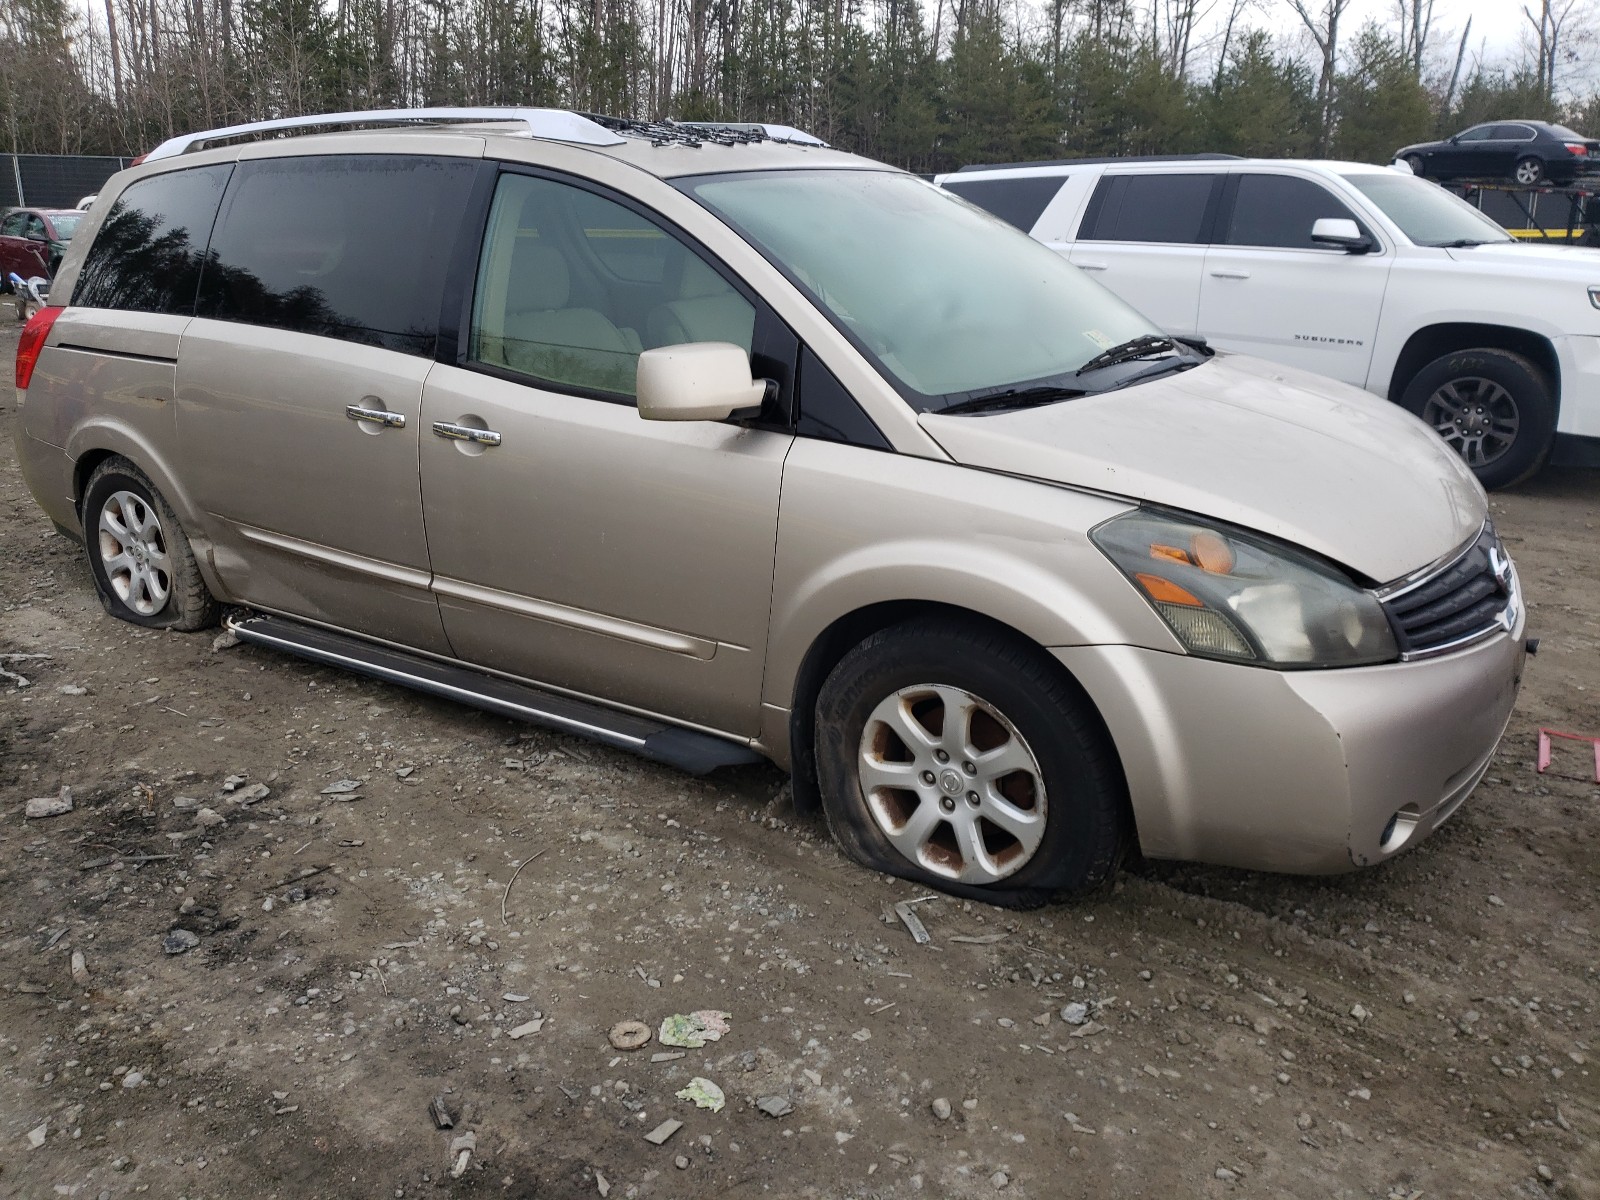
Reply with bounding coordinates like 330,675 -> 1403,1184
1444,178 -> 1600,245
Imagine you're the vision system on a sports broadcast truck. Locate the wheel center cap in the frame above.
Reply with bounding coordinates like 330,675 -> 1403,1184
938,769 -> 964,796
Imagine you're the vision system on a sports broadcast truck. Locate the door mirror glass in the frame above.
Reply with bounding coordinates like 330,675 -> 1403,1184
636,342 -> 765,422
1311,217 -> 1374,253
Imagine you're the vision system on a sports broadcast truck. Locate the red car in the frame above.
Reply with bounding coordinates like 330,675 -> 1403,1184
0,207 -> 85,287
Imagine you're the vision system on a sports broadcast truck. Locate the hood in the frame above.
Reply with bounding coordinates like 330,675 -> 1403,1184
1446,240 -> 1600,272
919,354 -> 1485,585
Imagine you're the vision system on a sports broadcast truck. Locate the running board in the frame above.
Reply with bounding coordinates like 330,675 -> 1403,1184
223,613 -> 764,775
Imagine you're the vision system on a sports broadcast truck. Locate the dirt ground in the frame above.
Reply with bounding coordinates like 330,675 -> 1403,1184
1,319 -> 1597,1200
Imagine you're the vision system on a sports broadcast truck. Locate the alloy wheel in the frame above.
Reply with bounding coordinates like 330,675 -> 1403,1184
857,684 -> 1047,884
1421,376 -> 1519,468
97,490 -> 172,616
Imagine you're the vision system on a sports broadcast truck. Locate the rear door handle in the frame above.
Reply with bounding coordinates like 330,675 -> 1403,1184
1209,269 -> 1251,280
346,404 -> 407,428
432,421 -> 502,447
1077,260 -> 1109,271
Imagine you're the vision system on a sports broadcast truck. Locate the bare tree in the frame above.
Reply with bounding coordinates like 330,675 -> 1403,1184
1284,0 -> 1352,154
1392,0 -> 1433,76
1522,0 -> 1583,104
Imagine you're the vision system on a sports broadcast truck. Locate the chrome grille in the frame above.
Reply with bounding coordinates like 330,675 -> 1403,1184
1381,524 -> 1519,659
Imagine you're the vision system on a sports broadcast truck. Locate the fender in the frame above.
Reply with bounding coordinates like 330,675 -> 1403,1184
63,417 -> 234,601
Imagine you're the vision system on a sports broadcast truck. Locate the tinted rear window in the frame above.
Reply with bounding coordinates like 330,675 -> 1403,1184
940,176 -> 1066,232
198,155 -> 479,356
72,165 -> 231,314
1080,174 -> 1215,243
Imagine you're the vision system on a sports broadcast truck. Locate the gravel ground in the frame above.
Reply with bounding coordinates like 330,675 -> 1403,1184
2,318 -> 1597,1199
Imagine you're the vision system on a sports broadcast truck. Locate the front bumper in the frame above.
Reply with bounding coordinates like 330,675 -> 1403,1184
1554,335 -> 1600,441
1055,616 -> 1527,874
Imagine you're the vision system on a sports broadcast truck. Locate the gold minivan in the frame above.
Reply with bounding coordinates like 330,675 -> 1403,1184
12,109 -> 1529,906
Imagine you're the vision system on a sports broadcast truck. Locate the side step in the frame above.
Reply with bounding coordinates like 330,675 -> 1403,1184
224,613 -> 765,775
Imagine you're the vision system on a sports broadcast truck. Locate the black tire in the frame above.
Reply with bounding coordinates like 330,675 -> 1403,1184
1399,348 -> 1556,490
814,617 -> 1129,908
1514,155 -> 1545,186
81,457 -> 218,631
1403,153 -> 1425,177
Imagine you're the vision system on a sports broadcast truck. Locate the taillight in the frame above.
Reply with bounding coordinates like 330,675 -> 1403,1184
1566,143 -> 1589,156
16,305 -> 63,390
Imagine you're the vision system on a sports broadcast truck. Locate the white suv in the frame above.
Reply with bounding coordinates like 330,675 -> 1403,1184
937,156 -> 1600,488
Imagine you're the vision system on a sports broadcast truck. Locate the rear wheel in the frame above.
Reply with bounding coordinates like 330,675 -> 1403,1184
1514,156 -> 1546,186
1399,348 -> 1555,489
814,617 -> 1128,907
82,457 -> 218,631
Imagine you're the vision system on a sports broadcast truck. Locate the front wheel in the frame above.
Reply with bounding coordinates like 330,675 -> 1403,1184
82,457 -> 219,630
1403,153 -> 1425,177
814,618 -> 1129,907
1399,348 -> 1556,489
1514,156 -> 1546,186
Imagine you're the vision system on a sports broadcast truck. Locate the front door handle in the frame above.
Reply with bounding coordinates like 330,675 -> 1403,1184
1209,269 -> 1251,280
346,404 -> 407,428
1077,260 -> 1109,271
432,421 -> 502,447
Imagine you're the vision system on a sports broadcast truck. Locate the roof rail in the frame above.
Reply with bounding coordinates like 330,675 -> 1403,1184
580,114 -> 828,148
955,153 -> 1242,173
684,121 -> 827,147
142,107 -> 626,161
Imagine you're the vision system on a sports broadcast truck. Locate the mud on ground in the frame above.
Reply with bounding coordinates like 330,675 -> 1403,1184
1,320 -> 1597,1199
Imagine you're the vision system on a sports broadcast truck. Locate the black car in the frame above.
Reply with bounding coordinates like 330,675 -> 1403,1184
1395,120 -> 1600,186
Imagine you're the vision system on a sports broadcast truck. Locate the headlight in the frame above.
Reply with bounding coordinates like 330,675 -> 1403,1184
1091,511 -> 1399,668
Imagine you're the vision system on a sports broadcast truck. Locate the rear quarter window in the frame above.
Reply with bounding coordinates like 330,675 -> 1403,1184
197,155 -> 480,356
1079,174 -> 1216,243
939,176 -> 1067,232
72,165 -> 232,314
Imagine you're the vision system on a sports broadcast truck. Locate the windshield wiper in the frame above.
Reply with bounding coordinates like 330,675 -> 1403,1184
1075,334 -> 1180,376
940,385 -> 1085,416
1430,238 -> 1495,248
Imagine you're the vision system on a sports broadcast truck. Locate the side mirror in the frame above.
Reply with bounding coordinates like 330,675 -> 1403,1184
1448,133 -> 1461,144
1311,217 -> 1375,254
636,342 -> 768,422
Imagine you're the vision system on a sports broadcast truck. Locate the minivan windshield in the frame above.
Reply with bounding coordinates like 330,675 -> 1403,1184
1341,172 -> 1514,247
685,170 -> 1168,409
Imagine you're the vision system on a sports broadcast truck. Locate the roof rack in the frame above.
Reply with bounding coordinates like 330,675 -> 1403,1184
955,153 -> 1242,173
141,108 -> 626,161
581,114 -> 827,148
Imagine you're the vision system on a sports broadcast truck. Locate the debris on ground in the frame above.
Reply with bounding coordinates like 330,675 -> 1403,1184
449,1131 -> 476,1178
24,787 -> 73,819
1060,1002 -> 1089,1025
162,929 -> 200,955
508,1018 -> 545,1039
644,1119 -> 683,1145
893,900 -> 931,944
949,932 -> 1008,945
756,1096 -> 794,1118
676,1077 -> 725,1112
69,950 -> 87,983
608,1020 -> 652,1050
231,783 -> 270,805
658,1010 -> 731,1048
429,1096 -> 454,1129
931,1097 -> 952,1120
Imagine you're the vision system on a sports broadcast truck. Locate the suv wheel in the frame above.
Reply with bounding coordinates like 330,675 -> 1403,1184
814,618 -> 1128,907
1399,349 -> 1555,489
1514,156 -> 1545,186
82,457 -> 219,631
